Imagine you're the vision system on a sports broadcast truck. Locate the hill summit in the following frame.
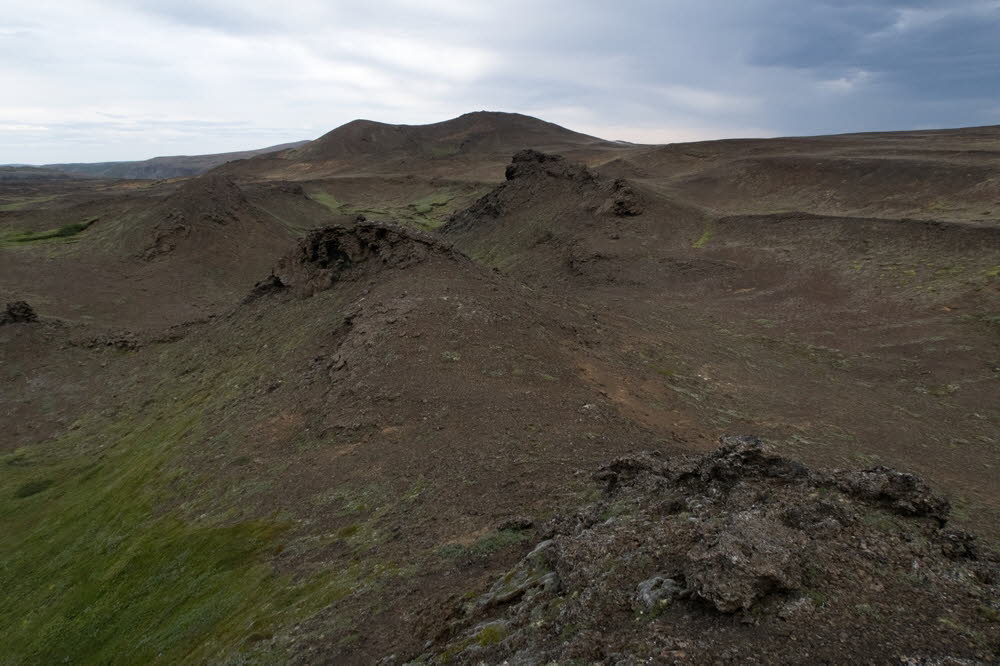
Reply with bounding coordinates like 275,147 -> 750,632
291,111 -> 605,162
213,111 -> 626,181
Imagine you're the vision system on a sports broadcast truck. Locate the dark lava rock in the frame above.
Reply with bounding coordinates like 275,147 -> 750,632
414,436 -> 1000,665
498,516 -> 535,532
78,330 -> 140,351
443,150 -> 617,236
687,434 -> 809,484
831,465 -> 951,523
244,274 -> 286,302
598,178 -> 643,217
635,576 -> 685,610
504,149 -> 595,183
267,221 -> 461,298
1,301 -> 38,325
684,510 -> 806,612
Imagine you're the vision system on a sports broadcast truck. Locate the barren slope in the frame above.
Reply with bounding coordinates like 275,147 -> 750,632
609,124 -> 1000,222
444,149 -> 1000,545
0,175 -> 343,328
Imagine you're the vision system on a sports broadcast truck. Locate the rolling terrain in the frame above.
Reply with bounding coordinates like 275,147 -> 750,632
1,112 -> 998,663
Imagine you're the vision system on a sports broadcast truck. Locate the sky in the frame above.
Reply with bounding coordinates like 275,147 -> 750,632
2,0 -> 999,163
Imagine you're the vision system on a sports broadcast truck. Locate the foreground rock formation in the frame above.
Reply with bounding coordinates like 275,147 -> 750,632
411,437 -> 999,664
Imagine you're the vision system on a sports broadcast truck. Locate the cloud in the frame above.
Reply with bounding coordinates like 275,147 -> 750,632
0,0 -> 997,162
817,69 -> 876,93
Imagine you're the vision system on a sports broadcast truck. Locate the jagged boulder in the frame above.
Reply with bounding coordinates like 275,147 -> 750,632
255,221 -> 462,299
830,465 -> 951,523
1,301 -> 38,325
504,149 -> 595,183
684,510 -> 806,612
597,178 -> 643,216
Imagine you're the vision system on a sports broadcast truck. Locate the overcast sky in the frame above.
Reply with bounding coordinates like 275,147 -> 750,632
2,0 -> 999,163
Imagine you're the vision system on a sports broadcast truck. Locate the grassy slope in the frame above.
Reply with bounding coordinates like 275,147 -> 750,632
308,185 -> 488,231
0,220 -> 96,247
0,333 -> 345,662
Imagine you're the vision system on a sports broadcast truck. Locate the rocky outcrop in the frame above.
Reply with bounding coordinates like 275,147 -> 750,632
253,221 -> 463,299
1,301 -> 38,325
133,175 -> 269,261
443,150 -> 643,237
503,149 -> 597,183
415,436 -> 999,664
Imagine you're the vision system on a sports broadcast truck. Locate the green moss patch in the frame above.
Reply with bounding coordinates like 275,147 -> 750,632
437,529 -> 530,561
0,398 -> 344,663
0,219 -> 96,246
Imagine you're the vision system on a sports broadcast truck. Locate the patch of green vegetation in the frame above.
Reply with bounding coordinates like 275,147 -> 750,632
804,589 -> 828,608
434,620 -> 510,663
337,524 -> 361,539
600,499 -> 636,521
938,616 -> 986,645
0,194 -> 58,211
427,143 -> 461,158
309,191 -> 391,221
917,383 -> 960,397
469,246 -> 509,269
964,312 -> 1000,333
949,495 -> 974,524
309,187 -> 463,231
330,484 -> 388,516
0,219 -> 95,246
475,622 -> 507,646
0,395 -> 349,663
861,510 -> 898,532
406,191 -> 455,229
978,605 -> 1000,623
985,265 -> 1000,279
13,478 -> 55,498
437,529 -> 530,561
308,192 -> 345,213
692,224 -> 714,248
403,477 -> 431,502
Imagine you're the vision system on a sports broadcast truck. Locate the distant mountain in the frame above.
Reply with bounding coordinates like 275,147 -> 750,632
293,111 -> 604,161
212,111 -> 627,181
44,140 -> 310,180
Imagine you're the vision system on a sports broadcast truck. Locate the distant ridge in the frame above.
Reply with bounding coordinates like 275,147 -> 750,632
44,140 -> 310,180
